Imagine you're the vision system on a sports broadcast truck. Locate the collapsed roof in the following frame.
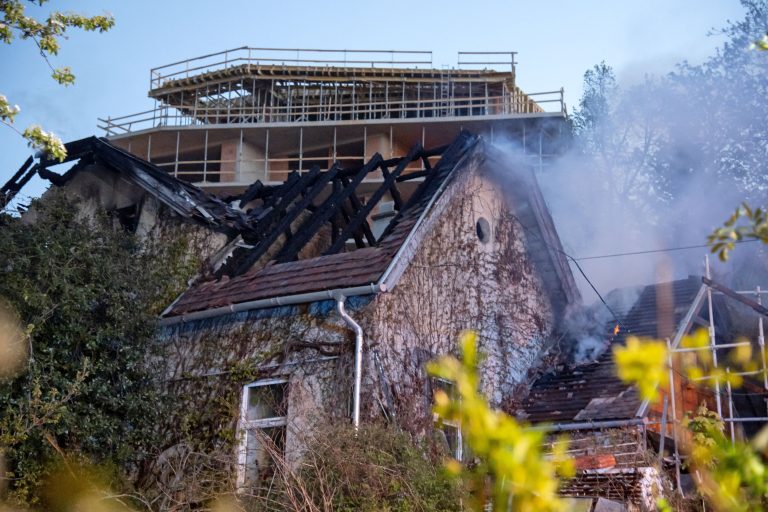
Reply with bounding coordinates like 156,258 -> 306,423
164,131 -> 481,318
1,137 -> 253,236
518,276 -> 704,424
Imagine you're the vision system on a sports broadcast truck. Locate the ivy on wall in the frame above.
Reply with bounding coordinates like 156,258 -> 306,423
0,191 -> 199,506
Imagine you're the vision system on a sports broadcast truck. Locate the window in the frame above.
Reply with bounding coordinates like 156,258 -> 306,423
431,377 -> 463,461
237,378 -> 288,487
475,217 -> 491,244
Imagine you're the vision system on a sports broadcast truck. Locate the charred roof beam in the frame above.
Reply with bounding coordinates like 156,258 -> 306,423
324,143 -> 421,256
380,165 -> 403,210
1,156 -> 36,208
340,175 -> 376,246
275,154 -> 383,263
246,166 -> 321,242
231,164 -> 342,275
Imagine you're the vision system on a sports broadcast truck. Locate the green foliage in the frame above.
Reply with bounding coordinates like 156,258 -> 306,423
614,330 -> 768,511
0,0 -> 114,160
0,191 -> 191,506
20,124 -> 65,161
51,66 -> 75,86
613,336 -> 669,401
709,202 -> 768,261
679,403 -> 768,512
0,94 -> 20,122
683,403 -> 725,469
571,61 -> 617,146
427,331 -> 574,512
0,1 -> 114,54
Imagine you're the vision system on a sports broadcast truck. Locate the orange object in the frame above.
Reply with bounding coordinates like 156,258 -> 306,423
573,454 -> 617,471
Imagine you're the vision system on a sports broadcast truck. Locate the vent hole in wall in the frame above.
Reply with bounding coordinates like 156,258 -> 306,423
476,217 -> 491,244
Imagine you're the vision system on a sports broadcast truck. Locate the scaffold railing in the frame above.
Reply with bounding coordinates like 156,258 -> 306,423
149,48 -> 435,90
98,89 -> 564,136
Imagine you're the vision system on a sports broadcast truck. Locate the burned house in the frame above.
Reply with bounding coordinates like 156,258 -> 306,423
14,46 -> 737,507
3,126 -> 581,494
2,48 -> 580,492
154,128 -> 581,488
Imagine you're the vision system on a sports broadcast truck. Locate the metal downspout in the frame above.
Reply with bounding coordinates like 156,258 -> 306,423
336,295 -> 363,431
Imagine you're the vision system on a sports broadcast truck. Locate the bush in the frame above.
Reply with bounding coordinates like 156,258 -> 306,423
242,422 -> 466,512
0,191 -> 191,507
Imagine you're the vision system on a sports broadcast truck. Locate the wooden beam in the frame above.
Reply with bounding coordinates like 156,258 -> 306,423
703,276 -> 768,317
339,197 -> 366,248
380,165 -> 403,210
232,164 -> 341,275
255,165 -> 321,230
238,180 -> 265,208
1,156 -> 34,195
395,169 -> 430,182
330,179 -> 341,243
275,154 -> 383,263
341,176 -> 376,246
324,144 -> 421,255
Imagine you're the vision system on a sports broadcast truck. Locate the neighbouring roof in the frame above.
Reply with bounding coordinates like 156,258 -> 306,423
165,131 -> 480,317
517,276 -> 704,424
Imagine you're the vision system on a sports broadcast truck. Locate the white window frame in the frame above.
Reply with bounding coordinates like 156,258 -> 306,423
236,377 -> 288,488
432,377 -> 463,462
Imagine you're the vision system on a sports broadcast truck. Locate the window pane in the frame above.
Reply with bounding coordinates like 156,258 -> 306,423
442,424 -> 461,460
247,383 -> 288,421
431,378 -> 454,400
244,426 -> 286,485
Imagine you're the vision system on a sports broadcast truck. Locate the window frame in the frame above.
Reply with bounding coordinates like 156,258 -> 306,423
236,377 -> 289,488
431,376 -> 463,462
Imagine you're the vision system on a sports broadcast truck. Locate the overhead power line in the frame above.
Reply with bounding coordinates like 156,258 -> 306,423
574,239 -> 760,261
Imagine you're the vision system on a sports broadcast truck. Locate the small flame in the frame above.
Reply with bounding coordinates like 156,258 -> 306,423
613,324 -> 620,336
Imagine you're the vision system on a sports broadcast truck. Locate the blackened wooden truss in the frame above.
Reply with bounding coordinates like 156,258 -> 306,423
221,134 -> 467,277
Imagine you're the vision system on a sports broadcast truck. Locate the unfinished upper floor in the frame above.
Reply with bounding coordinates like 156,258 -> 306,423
97,48 -> 568,191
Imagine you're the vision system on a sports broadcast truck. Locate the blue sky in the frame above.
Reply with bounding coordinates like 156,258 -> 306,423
0,0 -> 747,196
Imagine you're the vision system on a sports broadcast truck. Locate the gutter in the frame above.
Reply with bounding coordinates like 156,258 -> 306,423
159,283 -> 385,326
527,417 -> 647,432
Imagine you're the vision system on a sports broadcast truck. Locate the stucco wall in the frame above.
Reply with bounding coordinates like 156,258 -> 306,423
361,156 -> 556,429
154,299 -> 366,495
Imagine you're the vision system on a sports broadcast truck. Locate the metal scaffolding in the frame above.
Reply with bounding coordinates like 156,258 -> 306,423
657,258 -> 768,494
98,48 -> 563,135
